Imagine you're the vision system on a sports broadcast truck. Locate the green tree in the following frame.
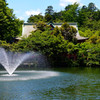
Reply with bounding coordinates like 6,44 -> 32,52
60,22 -> 77,42
27,14 -> 43,23
93,10 -> 100,21
45,6 -> 54,15
52,12 -> 63,22
87,44 -> 100,67
78,5 -> 89,26
0,0 -> 23,42
36,21 -> 47,31
62,2 -> 79,22
88,2 -> 97,12
44,14 -> 53,22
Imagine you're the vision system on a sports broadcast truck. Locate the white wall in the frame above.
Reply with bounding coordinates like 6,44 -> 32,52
22,24 -> 36,37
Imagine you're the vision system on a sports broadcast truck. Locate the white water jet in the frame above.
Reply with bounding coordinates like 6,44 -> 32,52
0,48 -> 32,75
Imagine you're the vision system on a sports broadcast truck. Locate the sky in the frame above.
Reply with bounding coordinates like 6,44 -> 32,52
7,0 -> 100,22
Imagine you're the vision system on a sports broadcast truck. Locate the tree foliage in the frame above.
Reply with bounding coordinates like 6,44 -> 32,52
60,22 -> 77,41
45,6 -> 54,15
36,21 -> 47,31
88,2 -> 97,12
0,0 -> 23,42
27,14 -> 43,23
1,1 -> 100,67
44,14 -> 53,22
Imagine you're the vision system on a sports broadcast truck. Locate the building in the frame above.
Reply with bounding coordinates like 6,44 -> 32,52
20,22 -> 88,42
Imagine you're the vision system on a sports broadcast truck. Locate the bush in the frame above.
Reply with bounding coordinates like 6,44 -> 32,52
60,22 -> 77,42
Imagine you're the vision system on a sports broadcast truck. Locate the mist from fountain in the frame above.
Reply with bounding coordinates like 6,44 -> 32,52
0,48 -> 32,75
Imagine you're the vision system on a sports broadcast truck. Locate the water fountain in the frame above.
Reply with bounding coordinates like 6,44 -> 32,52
0,47 -> 59,81
0,47 -> 32,75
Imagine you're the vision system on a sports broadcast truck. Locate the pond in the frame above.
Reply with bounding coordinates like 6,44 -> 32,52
0,67 -> 100,100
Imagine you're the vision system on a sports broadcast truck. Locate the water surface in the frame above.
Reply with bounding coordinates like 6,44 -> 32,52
0,67 -> 100,100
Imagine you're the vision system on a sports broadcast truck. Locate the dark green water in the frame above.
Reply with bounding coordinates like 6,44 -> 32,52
0,67 -> 100,100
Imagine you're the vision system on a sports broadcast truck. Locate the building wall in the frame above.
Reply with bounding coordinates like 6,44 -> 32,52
22,24 -> 36,37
